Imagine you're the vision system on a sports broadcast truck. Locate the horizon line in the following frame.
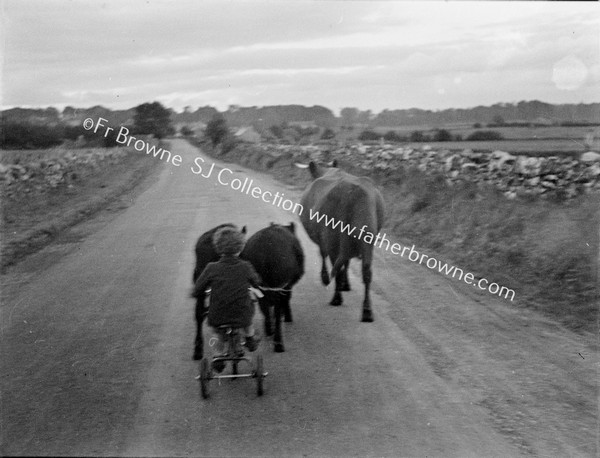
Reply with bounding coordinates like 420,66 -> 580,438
2,99 -> 600,117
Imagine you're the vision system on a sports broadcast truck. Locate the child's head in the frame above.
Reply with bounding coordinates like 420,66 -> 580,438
213,226 -> 245,256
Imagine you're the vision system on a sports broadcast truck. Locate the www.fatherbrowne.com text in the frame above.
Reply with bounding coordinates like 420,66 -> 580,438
306,208 -> 515,301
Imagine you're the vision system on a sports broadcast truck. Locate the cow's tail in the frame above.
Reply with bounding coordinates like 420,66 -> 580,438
329,234 -> 352,282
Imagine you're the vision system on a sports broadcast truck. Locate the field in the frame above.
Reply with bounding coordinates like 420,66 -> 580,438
341,124 -> 600,156
376,124 -> 598,140
404,139 -> 590,155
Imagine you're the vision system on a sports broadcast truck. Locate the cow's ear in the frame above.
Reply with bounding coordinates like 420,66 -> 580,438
308,161 -> 320,178
241,225 -> 247,234
331,159 -> 338,168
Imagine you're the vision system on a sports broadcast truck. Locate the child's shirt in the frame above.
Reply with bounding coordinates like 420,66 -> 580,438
192,255 -> 261,328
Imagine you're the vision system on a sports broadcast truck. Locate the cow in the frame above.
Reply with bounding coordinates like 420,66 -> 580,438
191,223 -> 246,360
296,160 -> 384,322
241,223 -> 304,353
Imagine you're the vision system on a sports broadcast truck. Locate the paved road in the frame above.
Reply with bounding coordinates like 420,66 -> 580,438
1,139 -> 597,457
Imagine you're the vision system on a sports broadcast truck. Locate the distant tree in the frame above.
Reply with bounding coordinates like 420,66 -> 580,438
356,109 -> 374,125
340,107 -> 359,127
433,129 -> 453,142
133,102 -> 174,139
204,114 -> 230,147
473,122 -> 482,129
490,115 -> 505,126
180,126 -> 194,136
269,124 -> 284,139
62,106 -> 78,118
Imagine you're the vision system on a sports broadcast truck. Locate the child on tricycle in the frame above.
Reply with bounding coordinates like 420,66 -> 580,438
191,226 -> 261,372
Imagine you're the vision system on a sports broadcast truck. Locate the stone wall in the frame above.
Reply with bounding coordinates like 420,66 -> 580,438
231,142 -> 600,200
0,148 -> 132,197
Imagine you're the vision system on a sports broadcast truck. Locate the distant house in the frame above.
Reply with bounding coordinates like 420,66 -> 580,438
234,126 -> 261,143
288,120 -> 317,129
532,117 -> 553,126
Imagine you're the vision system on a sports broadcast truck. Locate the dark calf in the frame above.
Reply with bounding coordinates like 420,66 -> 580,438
242,223 -> 304,352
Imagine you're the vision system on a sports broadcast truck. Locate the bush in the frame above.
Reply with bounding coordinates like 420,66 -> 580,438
433,129 -> 453,142
358,129 -> 382,141
204,114 -> 230,147
383,130 -> 405,143
269,124 -> 284,139
0,122 -> 63,149
180,126 -> 194,137
321,128 -> 336,140
466,130 -> 504,141
220,133 -> 238,154
409,130 -> 429,142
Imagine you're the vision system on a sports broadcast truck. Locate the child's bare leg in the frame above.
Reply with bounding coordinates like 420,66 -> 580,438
210,327 -> 225,355
244,325 -> 256,338
243,325 -> 259,351
209,327 -> 227,373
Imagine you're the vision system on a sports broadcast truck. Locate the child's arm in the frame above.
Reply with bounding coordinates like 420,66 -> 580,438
247,263 -> 262,288
191,264 -> 213,298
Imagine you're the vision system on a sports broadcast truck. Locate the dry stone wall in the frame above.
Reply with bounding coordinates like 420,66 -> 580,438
232,142 -> 600,200
0,148 -> 131,198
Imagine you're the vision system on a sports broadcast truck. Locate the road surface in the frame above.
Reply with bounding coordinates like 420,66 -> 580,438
1,139 -> 597,457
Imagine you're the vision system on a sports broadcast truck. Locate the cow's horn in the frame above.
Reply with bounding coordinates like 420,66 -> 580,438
294,162 -> 309,169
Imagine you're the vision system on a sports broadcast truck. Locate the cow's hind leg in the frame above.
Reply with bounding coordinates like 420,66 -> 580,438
361,261 -> 374,322
193,295 -> 206,360
259,298 -> 273,337
273,294 -> 285,352
319,248 -> 330,286
283,290 -> 293,322
330,268 -> 345,306
340,261 -> 351,291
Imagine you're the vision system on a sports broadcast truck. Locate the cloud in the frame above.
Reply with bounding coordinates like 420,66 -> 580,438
3,0 -> 599,112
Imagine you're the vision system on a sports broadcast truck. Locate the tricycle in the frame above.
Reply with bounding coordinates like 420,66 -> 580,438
197,324 -> 267,399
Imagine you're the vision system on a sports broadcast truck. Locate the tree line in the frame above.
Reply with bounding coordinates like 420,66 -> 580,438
3,100 -> 599,149
1,102 -> 174,149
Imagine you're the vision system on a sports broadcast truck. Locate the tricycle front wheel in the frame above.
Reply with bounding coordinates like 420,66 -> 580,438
256,355 -> 264,396
200,358 -> 211,399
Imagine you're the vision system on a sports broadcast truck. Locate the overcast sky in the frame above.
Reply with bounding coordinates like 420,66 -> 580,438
2,1 -> 599,114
